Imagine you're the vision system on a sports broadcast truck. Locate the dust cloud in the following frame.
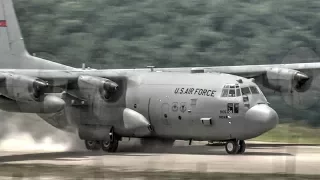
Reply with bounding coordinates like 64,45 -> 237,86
0,111 -> 84,152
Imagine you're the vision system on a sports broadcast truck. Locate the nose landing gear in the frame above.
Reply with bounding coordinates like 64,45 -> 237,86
225,140 -> 246,154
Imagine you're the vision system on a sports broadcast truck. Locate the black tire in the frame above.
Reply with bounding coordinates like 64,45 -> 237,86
85,140 -> 101,151
110,140 -> 119,152
225,140 -> 239,154
101,140 -> 119,152
237,140 -> 246,154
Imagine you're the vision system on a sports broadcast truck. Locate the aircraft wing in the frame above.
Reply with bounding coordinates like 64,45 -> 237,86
0,69 -> 126,109
202,63 -> 320,78
0,61 -> 319,111
154,62 -> 320,78
200,63 -> 320,110
155,62 -> 320,110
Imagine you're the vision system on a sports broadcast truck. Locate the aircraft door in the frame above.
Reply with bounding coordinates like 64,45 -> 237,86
148,97 -> 173,136
161,103 -> 170,125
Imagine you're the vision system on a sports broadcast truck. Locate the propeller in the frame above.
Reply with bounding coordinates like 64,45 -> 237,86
101,81 -> 118,100
277,47 -> 320,174
280,47 -> 320,110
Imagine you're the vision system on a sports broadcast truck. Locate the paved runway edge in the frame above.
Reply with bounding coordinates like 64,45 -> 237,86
1,142 -> 320,177
1,163 -> 320,180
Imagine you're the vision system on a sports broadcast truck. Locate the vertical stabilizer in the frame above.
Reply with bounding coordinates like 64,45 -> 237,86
0,0 -> 27,56
0,0 -> 74,69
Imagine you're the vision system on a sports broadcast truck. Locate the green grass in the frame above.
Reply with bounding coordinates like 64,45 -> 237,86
252,123 -> 320,144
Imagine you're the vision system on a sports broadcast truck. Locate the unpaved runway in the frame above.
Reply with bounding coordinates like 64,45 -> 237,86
1,140 -> 320,177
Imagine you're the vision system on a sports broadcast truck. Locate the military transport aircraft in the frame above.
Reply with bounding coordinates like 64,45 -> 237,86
0,0 -> 317,155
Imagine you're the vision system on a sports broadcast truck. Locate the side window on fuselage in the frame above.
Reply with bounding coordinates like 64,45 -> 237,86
227,103 -> 233,113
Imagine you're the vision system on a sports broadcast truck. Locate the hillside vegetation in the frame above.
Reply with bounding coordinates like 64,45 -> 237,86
14,0 -> 320,69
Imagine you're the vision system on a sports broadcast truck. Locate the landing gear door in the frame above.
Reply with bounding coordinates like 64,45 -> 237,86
148,97 -> 171,130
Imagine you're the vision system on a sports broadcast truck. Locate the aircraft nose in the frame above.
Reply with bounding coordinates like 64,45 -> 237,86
244,104 -> 279,137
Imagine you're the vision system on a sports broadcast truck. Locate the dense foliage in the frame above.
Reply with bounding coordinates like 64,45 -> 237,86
14,0 -> 320,69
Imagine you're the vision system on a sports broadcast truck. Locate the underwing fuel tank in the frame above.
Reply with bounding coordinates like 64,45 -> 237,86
78,108 -> 152,141
0,94 -> 65,113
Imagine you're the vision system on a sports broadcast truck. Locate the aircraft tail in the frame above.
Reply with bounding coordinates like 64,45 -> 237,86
0,0 -> 74,69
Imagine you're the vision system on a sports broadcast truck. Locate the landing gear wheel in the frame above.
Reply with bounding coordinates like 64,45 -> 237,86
237,140 -> 246,154
101,127 -> 119,152
85,140 -> 101,151
225,140 -> 240,154
101,140 -> 119,152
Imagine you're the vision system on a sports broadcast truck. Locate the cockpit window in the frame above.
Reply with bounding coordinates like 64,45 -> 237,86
228,89 -> 235,97
221,84 -> 241,97
250,86 -> 259,94
240,86 -> 261,95
222,89 -> 228,97
241,87 -> 251,95
236,89 -> 241,96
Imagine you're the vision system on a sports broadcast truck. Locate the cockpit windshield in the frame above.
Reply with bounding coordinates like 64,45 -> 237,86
241,86 -> 261,95
249,86 -> 259,94
241,87 -> 251,95
221,84 -> 241,97
221,84 -> 261,97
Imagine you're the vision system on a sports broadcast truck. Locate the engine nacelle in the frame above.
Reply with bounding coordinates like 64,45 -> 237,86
0,73 -> 48,102
77,75 -> 118,101
0,94 -> 65,114
263,67 -> 310,93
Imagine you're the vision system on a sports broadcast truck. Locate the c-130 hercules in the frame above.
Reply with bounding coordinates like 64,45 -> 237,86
0,0 -> 317,154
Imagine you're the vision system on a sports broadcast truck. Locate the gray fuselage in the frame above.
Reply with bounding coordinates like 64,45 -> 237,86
31,71 -> 278,142
125,72 -> 278,141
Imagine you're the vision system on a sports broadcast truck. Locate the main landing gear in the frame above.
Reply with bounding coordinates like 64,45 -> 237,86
225,140 -> 246,155
83,126 -> 120,152
85,140 -> 101,151
85,139 -> 119,152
